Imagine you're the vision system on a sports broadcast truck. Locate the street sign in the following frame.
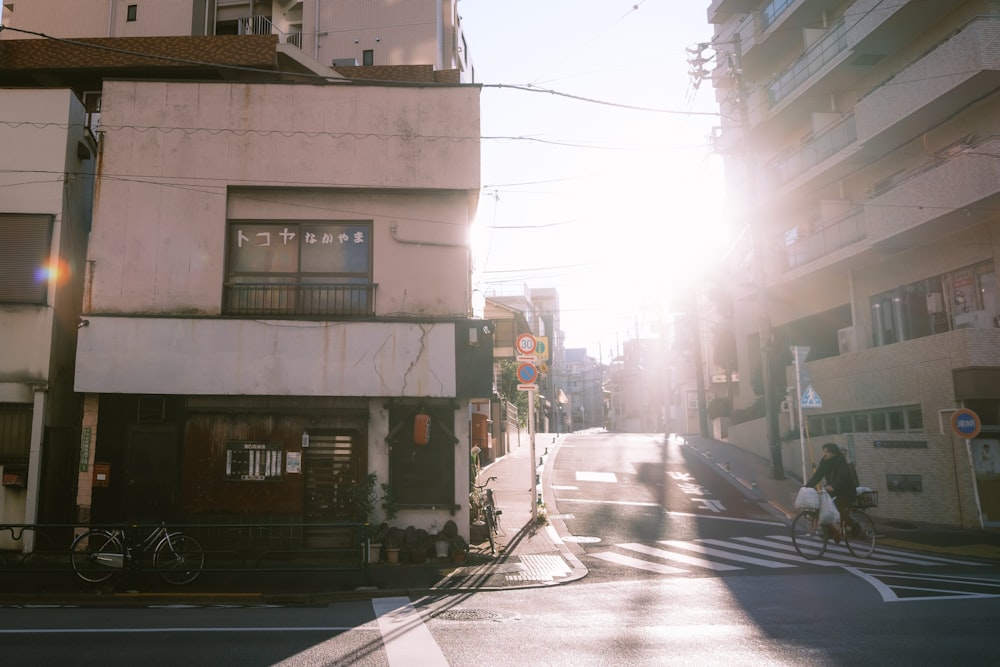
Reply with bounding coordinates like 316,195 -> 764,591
535,336 -> 549,359
517,383 -> 538,392
800,385 -> 822,408
515,333 -> 536,356
951,408 -> 981,439
516,362 -> 538,385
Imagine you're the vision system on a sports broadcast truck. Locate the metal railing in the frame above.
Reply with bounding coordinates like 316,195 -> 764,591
770,115 -> 856,186
1,520 -> 371,575
785,207 -> 867,269
237,15 -> 302,49
768,19 -> 848,106
224,282 -> 377,318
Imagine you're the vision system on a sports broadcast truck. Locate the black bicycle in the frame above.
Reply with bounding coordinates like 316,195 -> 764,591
70,522 -> 204,585
791,489 -> 878,560
473,476 -> 502,555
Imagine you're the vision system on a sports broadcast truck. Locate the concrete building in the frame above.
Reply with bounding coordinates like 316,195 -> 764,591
707,0 -> 1000,528
1,14 -> 486,553
0,89 -> 95,552
1,0 -> 473,82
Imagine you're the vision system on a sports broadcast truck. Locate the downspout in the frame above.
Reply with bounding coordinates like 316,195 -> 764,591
106,0 -> 114,37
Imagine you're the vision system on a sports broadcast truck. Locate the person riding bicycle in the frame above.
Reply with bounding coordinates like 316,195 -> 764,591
804,443 -> 859,539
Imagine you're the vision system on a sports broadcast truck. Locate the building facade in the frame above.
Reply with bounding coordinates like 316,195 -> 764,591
0,89 -> 95,551
708,0 -> 1000,528
1,0 -> 473,81
1,7 -> 486,553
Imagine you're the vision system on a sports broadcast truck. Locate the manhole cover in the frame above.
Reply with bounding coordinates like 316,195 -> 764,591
437,608 -> 508,622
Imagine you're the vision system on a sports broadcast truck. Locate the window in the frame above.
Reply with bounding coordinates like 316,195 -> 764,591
126,4 -> 137,21
0,214 -> 52,305
363,49 -> 374,66
225,220 -> 374,318
0,403 -> 33,465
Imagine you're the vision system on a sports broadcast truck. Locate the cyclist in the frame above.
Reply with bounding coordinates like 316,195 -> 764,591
804,442 -> 859,539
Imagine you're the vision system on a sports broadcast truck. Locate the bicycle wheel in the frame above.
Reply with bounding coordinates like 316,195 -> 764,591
844,510 -> 876,559
71,530 -> 124,583
485,508 -> 497,555
791,510 -> 827,560
153,533 -> 204,585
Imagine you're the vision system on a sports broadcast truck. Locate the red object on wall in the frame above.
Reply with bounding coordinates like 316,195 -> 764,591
414,412 -> 432,446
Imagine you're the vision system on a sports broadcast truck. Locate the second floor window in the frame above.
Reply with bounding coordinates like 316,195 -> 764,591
0,214 -> 52,305
225,220 -> 374,318
126,5 -> 137,21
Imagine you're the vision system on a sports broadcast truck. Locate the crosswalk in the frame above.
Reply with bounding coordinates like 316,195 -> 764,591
588,535 -> 988,575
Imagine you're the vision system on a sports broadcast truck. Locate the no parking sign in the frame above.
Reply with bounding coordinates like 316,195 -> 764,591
951,408 -> 981,439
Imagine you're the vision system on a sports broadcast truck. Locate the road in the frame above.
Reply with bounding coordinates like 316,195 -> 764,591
2,432 -> 999,665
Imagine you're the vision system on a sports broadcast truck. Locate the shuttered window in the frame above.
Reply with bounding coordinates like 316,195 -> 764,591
0,403 -> 33,465
0,214 -> 52,304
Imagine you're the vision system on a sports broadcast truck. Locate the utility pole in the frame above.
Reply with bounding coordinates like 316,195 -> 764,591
689,36 -> 783,478
729,34 -> 783,479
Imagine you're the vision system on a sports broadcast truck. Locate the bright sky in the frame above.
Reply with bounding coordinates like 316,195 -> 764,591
461,1 -> 728,361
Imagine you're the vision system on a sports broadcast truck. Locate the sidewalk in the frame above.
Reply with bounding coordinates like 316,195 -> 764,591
680,433 -> 1000,561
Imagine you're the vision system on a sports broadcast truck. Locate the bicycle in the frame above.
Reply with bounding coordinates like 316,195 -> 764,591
472,476 -> 502,555
791,488 -> 878,560
70,521 -> 204,585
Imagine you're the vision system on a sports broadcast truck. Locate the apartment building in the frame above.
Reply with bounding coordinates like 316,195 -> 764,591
1,17 -> 486,553
0,89 -> 95,552
1,0 -> 473,81
708,0 -> 1000,528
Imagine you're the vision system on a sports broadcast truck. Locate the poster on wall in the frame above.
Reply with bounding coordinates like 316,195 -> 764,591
224,441 -> 284,481
286,451 -> 302,474
973,440 -> 999,479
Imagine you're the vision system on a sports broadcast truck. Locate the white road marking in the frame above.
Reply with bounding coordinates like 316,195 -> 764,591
590,551 -> 688,574
372,597 -> 447,667
843,567 -> 1000,603
576,471 -> 618,483
622,542 -> 741,571
661,540 -> 795,568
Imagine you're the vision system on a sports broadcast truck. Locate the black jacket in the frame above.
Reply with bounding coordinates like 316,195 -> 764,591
806,453 -> 857,501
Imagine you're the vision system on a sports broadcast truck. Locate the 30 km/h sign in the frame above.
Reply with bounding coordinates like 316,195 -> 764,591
516,334 -> 537,357
952,408 -> 981,439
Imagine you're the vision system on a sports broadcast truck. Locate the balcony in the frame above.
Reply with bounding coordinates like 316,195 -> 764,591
784,207 -> 867,270
864,135 -> 1000,244
855,16 -> 1000,152
767,19 -> 848,108
769,115 -> 856,187
224,283 -> 377,319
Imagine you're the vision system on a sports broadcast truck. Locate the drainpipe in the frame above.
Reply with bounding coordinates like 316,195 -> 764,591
22,383 -> 48,554
106,0 -> 114,37
314,0 -> 320,61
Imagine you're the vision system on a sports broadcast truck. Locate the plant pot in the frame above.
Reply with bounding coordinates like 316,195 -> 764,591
385,547 -> 400,564
368,543 -> 382,564
434,539 -> 450,559
450,549 -> 467,564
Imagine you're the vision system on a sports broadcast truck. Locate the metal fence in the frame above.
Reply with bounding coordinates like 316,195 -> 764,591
224,282 -> 377,318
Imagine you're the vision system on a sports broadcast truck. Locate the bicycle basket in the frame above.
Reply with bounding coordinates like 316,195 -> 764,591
855,489 -> 878,508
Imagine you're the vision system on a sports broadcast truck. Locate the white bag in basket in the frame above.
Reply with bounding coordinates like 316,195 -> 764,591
795,487 -> 820,510
818,490 -> 840,525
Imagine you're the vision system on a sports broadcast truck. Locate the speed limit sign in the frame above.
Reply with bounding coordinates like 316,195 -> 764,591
515,333 -> 536,356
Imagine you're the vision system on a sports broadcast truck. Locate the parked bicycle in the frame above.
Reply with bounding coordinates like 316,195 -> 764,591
791,488 -> 878,560
473,476 -> 502,555
70,521 -> 204,585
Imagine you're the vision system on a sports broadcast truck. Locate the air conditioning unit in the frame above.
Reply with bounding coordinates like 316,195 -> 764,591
926,292 -> 943,314
837,326 -> 855,354
954,310 -> 991,329
332,58 -> 359,67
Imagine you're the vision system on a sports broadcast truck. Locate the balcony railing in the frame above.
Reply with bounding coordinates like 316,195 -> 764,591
224,282 -> 377,318
768,19 -> 847,107
770,115 -> 856,186
237,15 -> 302,49
784,208 -> 866,270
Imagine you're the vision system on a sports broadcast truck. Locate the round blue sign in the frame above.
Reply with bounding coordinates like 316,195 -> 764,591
951,408 -> 981,439
517,362 -> 538,384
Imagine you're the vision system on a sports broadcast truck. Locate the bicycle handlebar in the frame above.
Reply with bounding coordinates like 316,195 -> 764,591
473,476 -> 497,489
